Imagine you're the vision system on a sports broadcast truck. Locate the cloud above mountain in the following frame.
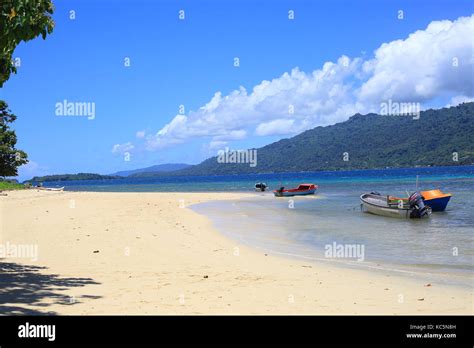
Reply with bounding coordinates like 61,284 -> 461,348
112,15 -> 473,155
358,15 -> 473,102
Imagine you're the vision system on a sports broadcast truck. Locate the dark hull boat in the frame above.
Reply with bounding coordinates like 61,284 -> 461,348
274,184 -> 318,197
254,183 -> 268,192
421,189 -> 452,212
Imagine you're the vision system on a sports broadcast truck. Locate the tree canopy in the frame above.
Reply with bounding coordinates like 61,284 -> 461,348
1,0 -> 54,86
0,0 -> 54,177
0,101 -> 28,177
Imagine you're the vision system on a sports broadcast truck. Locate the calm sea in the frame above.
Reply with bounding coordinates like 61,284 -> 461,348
45,166 -> 474,287
42,165 -> 474,192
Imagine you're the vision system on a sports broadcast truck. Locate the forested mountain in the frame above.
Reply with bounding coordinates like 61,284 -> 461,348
172,102 -> 474,175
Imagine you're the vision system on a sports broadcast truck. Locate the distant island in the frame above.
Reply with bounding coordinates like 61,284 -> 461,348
25,164 -> 193,183
26,173 -> 121,183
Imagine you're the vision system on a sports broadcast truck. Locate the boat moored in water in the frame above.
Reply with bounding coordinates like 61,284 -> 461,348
274,183 -> 317,197
254,183 -> 268,192
360,191 -> 431,219
389,189 -> 452,212
421,189 -> 452,211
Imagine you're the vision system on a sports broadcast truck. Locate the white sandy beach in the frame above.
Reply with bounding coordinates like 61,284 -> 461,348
0,190 -> 472,315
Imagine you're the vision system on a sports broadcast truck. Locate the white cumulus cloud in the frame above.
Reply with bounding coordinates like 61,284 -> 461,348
122,15 -> 473,153
255,119 -> 296,136
358,15 -> 474,102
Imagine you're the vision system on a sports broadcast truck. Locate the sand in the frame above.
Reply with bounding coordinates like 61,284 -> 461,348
0,189 -> 472,315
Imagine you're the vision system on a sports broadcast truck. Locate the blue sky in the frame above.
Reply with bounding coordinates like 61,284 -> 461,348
0,0 -> 472,181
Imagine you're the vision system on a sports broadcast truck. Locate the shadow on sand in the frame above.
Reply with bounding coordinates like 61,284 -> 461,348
0,260 -> 100,315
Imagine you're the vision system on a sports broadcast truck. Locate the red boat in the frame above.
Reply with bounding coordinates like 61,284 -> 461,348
273,183 -> 318,197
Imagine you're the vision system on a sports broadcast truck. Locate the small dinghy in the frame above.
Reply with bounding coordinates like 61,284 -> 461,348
274,183 -> 317,197
360,191 -> 431,219
254,183 -> 268,192
37,186 -> 65,191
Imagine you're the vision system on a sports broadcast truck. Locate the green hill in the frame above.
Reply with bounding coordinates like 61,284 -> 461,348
27,173 -> 120,183
175,102 -> 474,175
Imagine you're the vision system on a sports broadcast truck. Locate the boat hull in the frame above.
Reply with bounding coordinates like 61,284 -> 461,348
421,190 -> 452,212
38,187 -> 65,191
274,188 -> 316,197
361,200 -> 410,218
360,193 -> 430,219
423,196 -> 451,212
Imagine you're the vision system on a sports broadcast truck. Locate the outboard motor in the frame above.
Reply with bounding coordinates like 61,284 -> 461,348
408,191 -> 430,218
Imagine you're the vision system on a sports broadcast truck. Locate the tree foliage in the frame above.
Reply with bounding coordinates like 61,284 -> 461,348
0,0 -> 54,86
0,0 -> 54,176
0,101 -> 27,177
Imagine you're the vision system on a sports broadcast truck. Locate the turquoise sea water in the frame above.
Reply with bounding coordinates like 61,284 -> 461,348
43,165 -> 474,193
46,166 -> 474,287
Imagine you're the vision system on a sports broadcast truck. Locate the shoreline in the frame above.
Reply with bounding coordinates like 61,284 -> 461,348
191,195 -> 474,290
0,190 -> 472,314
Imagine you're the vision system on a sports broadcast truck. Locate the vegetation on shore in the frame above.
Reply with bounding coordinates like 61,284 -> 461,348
0,101 -> 28,177
0,181 -> 25,190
